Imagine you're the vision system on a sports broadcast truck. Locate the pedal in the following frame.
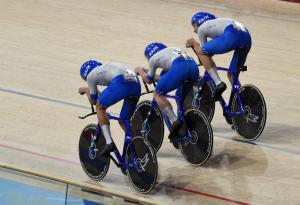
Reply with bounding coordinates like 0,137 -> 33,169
223,113 -> 233,125
231,124 -> 237,131
172,141 -> 179,149
121,167 -> 127,176
240,66 -> 247,72
110,155 -> 121,167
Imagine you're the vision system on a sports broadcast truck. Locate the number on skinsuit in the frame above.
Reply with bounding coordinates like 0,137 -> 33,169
173,48 -> 189,59
233,21 -> 247,32
123,69 -> 138,82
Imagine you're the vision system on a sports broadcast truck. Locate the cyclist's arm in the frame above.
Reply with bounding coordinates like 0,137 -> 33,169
86,76 -> 99,105
134,65 -> 160,83
140,67 -> 160,82
146,57 -> 160,83
153,74 -> 160,82
198,26 -> 207,47
78,86 -> 97,105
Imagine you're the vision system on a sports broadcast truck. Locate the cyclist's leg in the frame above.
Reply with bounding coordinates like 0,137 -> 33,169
175,59 -> 199,101
119,80 -> 141,130
201,32 -> 234,88
156,59 -> 195,95
203,26 -> 243,55
202,25 -> 245,99
201,36 -> 230,99
96,91 -> 115,154
228,31 -> 252,84
97,75 -> 140,154
155,67 -> 181,123
156,59 -> 197,139
155,59 -> 191,114
95,102 -> 111,146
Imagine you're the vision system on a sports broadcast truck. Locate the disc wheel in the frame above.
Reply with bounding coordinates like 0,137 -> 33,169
125,137 -> 158,194
231,84 -> 267,141
79,124 -> 110,181
131,100 -> 164,153
183,78 -> 215,122
179,109 -> 213,165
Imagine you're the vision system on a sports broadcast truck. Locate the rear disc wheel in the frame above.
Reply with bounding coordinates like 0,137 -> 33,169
231,84 -> 267,141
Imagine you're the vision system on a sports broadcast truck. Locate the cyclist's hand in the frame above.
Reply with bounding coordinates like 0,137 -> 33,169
134,67 -> 140,75
141,75 -> 148,83
186,38 -> 199,48
141,67 -> 148,72
134,66 -> 142,75
134,66 -> 147,75
78,87 -> 87,95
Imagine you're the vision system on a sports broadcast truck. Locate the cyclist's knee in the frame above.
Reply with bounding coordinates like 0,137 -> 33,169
96,103 -> 106,113
154,92 -> 163,102
118,120 -> 125,129
227,72 -> 232,78
154,91 -> 164,99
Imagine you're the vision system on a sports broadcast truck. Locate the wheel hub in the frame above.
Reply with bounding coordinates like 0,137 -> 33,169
192,86 -> 201,109
135,153 -> 149,172
243,106 -> 259,123
88,134 -> 98,159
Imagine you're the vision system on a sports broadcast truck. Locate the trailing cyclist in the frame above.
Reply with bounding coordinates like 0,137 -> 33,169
79,60 -> 141,155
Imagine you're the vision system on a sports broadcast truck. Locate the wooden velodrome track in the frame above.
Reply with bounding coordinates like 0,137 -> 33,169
0,0 -> 299,204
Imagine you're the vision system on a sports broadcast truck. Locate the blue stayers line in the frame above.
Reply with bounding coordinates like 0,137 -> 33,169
216,133 -> 300,156
0,87 -> 90,110
1,86 -> 299,156
255,141 -> 300,155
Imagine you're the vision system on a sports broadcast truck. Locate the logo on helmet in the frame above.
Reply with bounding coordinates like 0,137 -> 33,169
148,45 -> 159,58
192,12 -> 216,27
145,42 -> 167,60
80,60 -> 102,81
199,15 -> 209,23
84,66 -> 91,78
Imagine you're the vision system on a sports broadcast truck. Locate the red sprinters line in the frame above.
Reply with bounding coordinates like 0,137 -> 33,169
160,183 -> 250,205
0,143 -> 79,166
281,0 -> 300,3
0,143 -> 250,204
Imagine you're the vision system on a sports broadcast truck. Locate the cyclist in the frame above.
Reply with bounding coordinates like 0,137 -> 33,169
79,60 -> 141,155
134,42 -> 199,141
186,12 -> 252,101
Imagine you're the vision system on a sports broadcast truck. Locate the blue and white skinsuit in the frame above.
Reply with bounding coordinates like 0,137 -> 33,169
87,62 -> 141,120
146,47 -> 199,96
198,18 -> 252,77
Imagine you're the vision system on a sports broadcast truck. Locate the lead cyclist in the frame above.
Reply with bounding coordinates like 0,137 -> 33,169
186,12 -> 252,101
